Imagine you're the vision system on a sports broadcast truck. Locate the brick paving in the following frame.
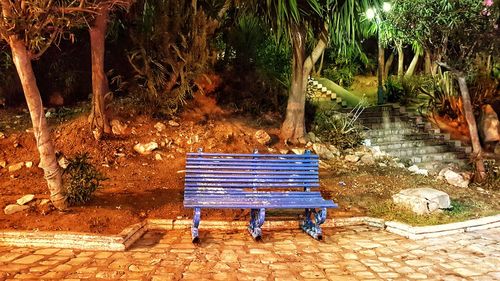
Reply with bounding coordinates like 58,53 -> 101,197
0,226 -> 499,280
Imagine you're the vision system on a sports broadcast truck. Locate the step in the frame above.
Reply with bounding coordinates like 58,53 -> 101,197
364,128 -> 419,138
383,146 -> 453,158
372,139 -> 447,150
406,152 -> 466,164
367,133 -> 450,144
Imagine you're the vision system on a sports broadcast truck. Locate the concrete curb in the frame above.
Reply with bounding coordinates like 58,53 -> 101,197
0,215 -> 498,251
384,214 -> 500,239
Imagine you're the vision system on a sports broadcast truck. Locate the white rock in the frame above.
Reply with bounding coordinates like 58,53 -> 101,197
110,119 -> 128,135
57,156 -> 69,169
254,130 -> 271,145
318,160 -> 332,169
154,122 -> 167,132
154,153 -> 163,161
444,170 -> 469,188
39,199 -> 50,206
360,154 -> 375,165
306,132 -> 317,142
279,149 -> 289,155
133,142 -> 159,155
0,132 -> 5,139
0,160 -> 6,168
345,155 -> 359,163
408,165 -> 428,176
328,145 -> 340,156
8,162 -> 24,172
4,204 -> 29,215
168,120 -> 180,127
25,161 -> 33,168
312,143 -> 335,160
392,187 -> 451,215
291,148 -> 306,155
17,194 -> 35,205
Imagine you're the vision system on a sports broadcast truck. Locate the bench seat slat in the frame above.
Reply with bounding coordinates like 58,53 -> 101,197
186,175 -> 317,180
185,190 -> 322,196
184,198 -> 337,209
185,183 -> 320,188
185,178 -> 318,183
186,165 -> 318,170
187,152 -> 319,158
187,160 -> 318,165
185,170 -> 318,176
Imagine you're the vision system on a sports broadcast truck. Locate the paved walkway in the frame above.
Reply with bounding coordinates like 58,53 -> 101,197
0,226 -> 499,280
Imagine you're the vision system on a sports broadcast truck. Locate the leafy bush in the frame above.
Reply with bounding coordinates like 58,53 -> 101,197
312,109 -> 364,149
322,65 -> 358,88
63,153 -> 107,206
384,75 -> 433,106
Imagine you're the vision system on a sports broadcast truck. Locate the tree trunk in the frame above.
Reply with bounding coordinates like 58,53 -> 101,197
88,6 -> 111,140
281,25 -> 307,141
384,52 -> 394,80
378,45 -> 385,85
405,52 -> 420,77
281,23 -> 328,141
457,76 -> 486,182
397,43 -> 404,78
424,49 -> 432,74
9,37 -> 67,210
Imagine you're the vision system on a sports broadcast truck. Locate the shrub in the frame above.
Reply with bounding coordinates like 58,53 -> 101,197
312,109 -> 364,149
63,153 -> 107,206
384,75 -> 433,106
322,64 -> 358,88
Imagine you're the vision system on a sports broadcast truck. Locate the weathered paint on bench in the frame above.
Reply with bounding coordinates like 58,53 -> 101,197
183,149 -> 338,242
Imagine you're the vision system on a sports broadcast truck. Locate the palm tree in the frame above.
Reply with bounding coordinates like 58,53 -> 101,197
247,0 -> 379,141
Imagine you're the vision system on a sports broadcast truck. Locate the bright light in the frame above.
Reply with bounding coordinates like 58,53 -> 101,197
366,8 -> 376,20
383,2 -> 392,12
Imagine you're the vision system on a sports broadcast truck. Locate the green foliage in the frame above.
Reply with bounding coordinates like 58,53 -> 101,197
312,109 -> 364,149
384,76 -> 433,105
322,64 -> 358,88
63,153 -> 107,206
127,0 -> 220,116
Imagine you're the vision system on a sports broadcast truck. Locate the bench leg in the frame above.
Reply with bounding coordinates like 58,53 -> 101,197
301,208 -> 327,240
192,208 -> 201,243
248,208 -> 266,240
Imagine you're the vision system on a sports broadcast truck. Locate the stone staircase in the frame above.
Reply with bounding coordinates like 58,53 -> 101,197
354,104 -> 472,168
307,77 -> 347,107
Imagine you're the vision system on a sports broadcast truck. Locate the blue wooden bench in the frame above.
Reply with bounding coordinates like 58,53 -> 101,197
183,149 -> 338,242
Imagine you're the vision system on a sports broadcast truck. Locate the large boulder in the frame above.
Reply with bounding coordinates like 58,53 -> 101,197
392,187 -> 451,215
479,104 -> 500,143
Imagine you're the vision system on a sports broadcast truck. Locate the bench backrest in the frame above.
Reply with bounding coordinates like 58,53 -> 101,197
185,151 -> 319,192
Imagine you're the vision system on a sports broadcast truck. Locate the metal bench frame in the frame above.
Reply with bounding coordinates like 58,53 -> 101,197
183,149 -> 338,242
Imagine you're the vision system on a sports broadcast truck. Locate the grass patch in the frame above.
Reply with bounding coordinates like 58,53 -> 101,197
367,199 -> 499,226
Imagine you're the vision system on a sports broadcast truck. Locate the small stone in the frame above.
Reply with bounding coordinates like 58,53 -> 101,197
345,155 -> 359,163
360,154 -> 375,165
154,153 -> 163,161
443,170 -> 469,188
279,149 -> 289,155
255,130 -> 271,145
328,145 -> 340,156
306,132 -> 317,142
291,148 -> 306,155
318,160 -> 331,169
0,132 -> 5,139
8,162 -> 24,172
313,143 -> 335,160
408,165 -> 428,176
110,119 -> 128,135
39,199 -> 50,206
479,104 -> 499,143
154,122 -> 167,132
168,120 -> 180,127
4,204 -> 30,215
25,161 -> 33,168
133,142 -> 159,155
57,156 -> 69,169
0,160 -> 6,168
17,194 -> 35,205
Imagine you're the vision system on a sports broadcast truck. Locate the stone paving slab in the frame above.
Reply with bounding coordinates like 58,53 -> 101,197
0,226 -> 498,280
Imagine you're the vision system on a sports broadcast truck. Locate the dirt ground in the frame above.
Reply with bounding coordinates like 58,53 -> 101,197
0,95 -> 499,234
